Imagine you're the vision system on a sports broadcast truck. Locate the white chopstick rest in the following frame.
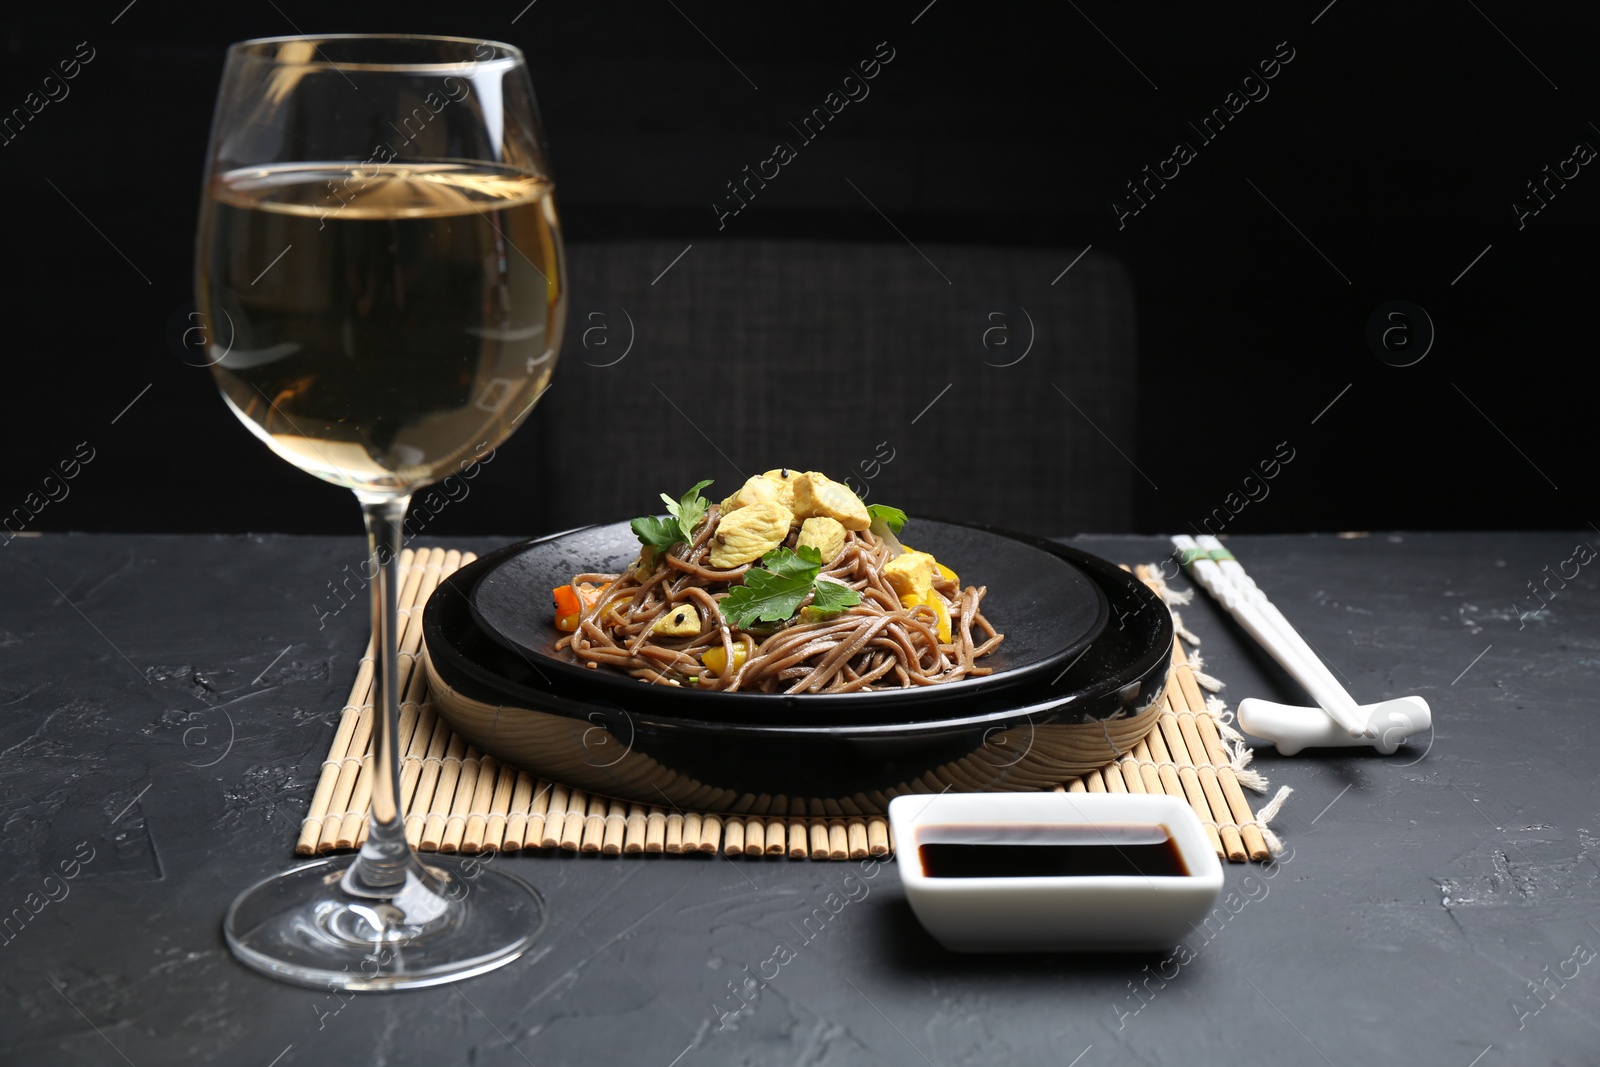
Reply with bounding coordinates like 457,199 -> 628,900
1236,696 -> 1432,757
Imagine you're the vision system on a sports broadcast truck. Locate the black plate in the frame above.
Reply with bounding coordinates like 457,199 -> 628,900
421,531 -> 1174,811
465,518 -> 1109,721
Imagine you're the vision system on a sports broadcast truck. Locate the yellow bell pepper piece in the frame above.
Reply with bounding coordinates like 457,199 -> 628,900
605,595 -> 634,623
901,592 -> 952,643
700,642 -> 749,676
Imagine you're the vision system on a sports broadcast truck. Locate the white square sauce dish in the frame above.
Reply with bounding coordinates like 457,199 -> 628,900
888,792 -> 1224,953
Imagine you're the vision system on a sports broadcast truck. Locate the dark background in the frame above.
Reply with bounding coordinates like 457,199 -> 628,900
2,1 -> 1594,538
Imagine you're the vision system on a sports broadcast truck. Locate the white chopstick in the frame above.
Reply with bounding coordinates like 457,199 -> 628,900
1172,535 -> 1371,737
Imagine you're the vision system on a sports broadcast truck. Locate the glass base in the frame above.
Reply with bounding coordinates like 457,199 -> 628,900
223,857 -> 546,991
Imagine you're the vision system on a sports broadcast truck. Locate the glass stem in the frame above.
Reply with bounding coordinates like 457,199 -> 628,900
347,493 -> 415,894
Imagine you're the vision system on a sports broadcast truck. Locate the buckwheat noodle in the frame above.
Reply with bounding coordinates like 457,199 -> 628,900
553,505 -> 1003,693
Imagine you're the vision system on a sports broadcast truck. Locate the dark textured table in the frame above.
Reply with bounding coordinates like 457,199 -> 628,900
3,532 -> 1597,1066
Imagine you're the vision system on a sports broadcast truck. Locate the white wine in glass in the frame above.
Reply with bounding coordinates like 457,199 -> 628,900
199,35 -> 565,991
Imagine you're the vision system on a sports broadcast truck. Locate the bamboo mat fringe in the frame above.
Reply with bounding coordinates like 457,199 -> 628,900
292,549 -> 1285,862
1131,563 -> 1290,858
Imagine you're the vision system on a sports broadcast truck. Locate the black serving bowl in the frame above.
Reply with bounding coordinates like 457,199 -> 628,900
420,527 -> 1173,814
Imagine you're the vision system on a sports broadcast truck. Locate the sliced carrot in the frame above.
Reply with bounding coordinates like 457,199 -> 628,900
556,581 -> 613,630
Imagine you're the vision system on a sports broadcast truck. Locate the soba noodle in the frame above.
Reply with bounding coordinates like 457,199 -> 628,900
552,496 -> 1003,694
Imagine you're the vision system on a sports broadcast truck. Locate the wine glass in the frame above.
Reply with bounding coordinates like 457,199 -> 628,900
198,34 -> 565,991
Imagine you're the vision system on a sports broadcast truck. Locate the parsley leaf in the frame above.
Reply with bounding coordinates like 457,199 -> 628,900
767,543 -> 824,579
630,515 -> 684,554
719,554 -> 816,628
632,479 -> 713,554
661,479 -> 713,540
718,546 -> 861,629
808,579 -> 861,615
867,504 -> 908,534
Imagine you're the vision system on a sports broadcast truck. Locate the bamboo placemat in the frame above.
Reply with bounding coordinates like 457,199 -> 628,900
294,549 -> 1285,862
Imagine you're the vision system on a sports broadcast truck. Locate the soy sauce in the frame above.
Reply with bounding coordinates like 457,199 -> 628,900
917,824 -> 1188,878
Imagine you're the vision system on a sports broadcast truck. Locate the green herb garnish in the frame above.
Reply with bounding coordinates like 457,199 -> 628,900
631,479 -> 713,554
759,543 -> 822,582
719,545 -> 862,629
807,579 -> 860,615
867,504 -> 908,534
